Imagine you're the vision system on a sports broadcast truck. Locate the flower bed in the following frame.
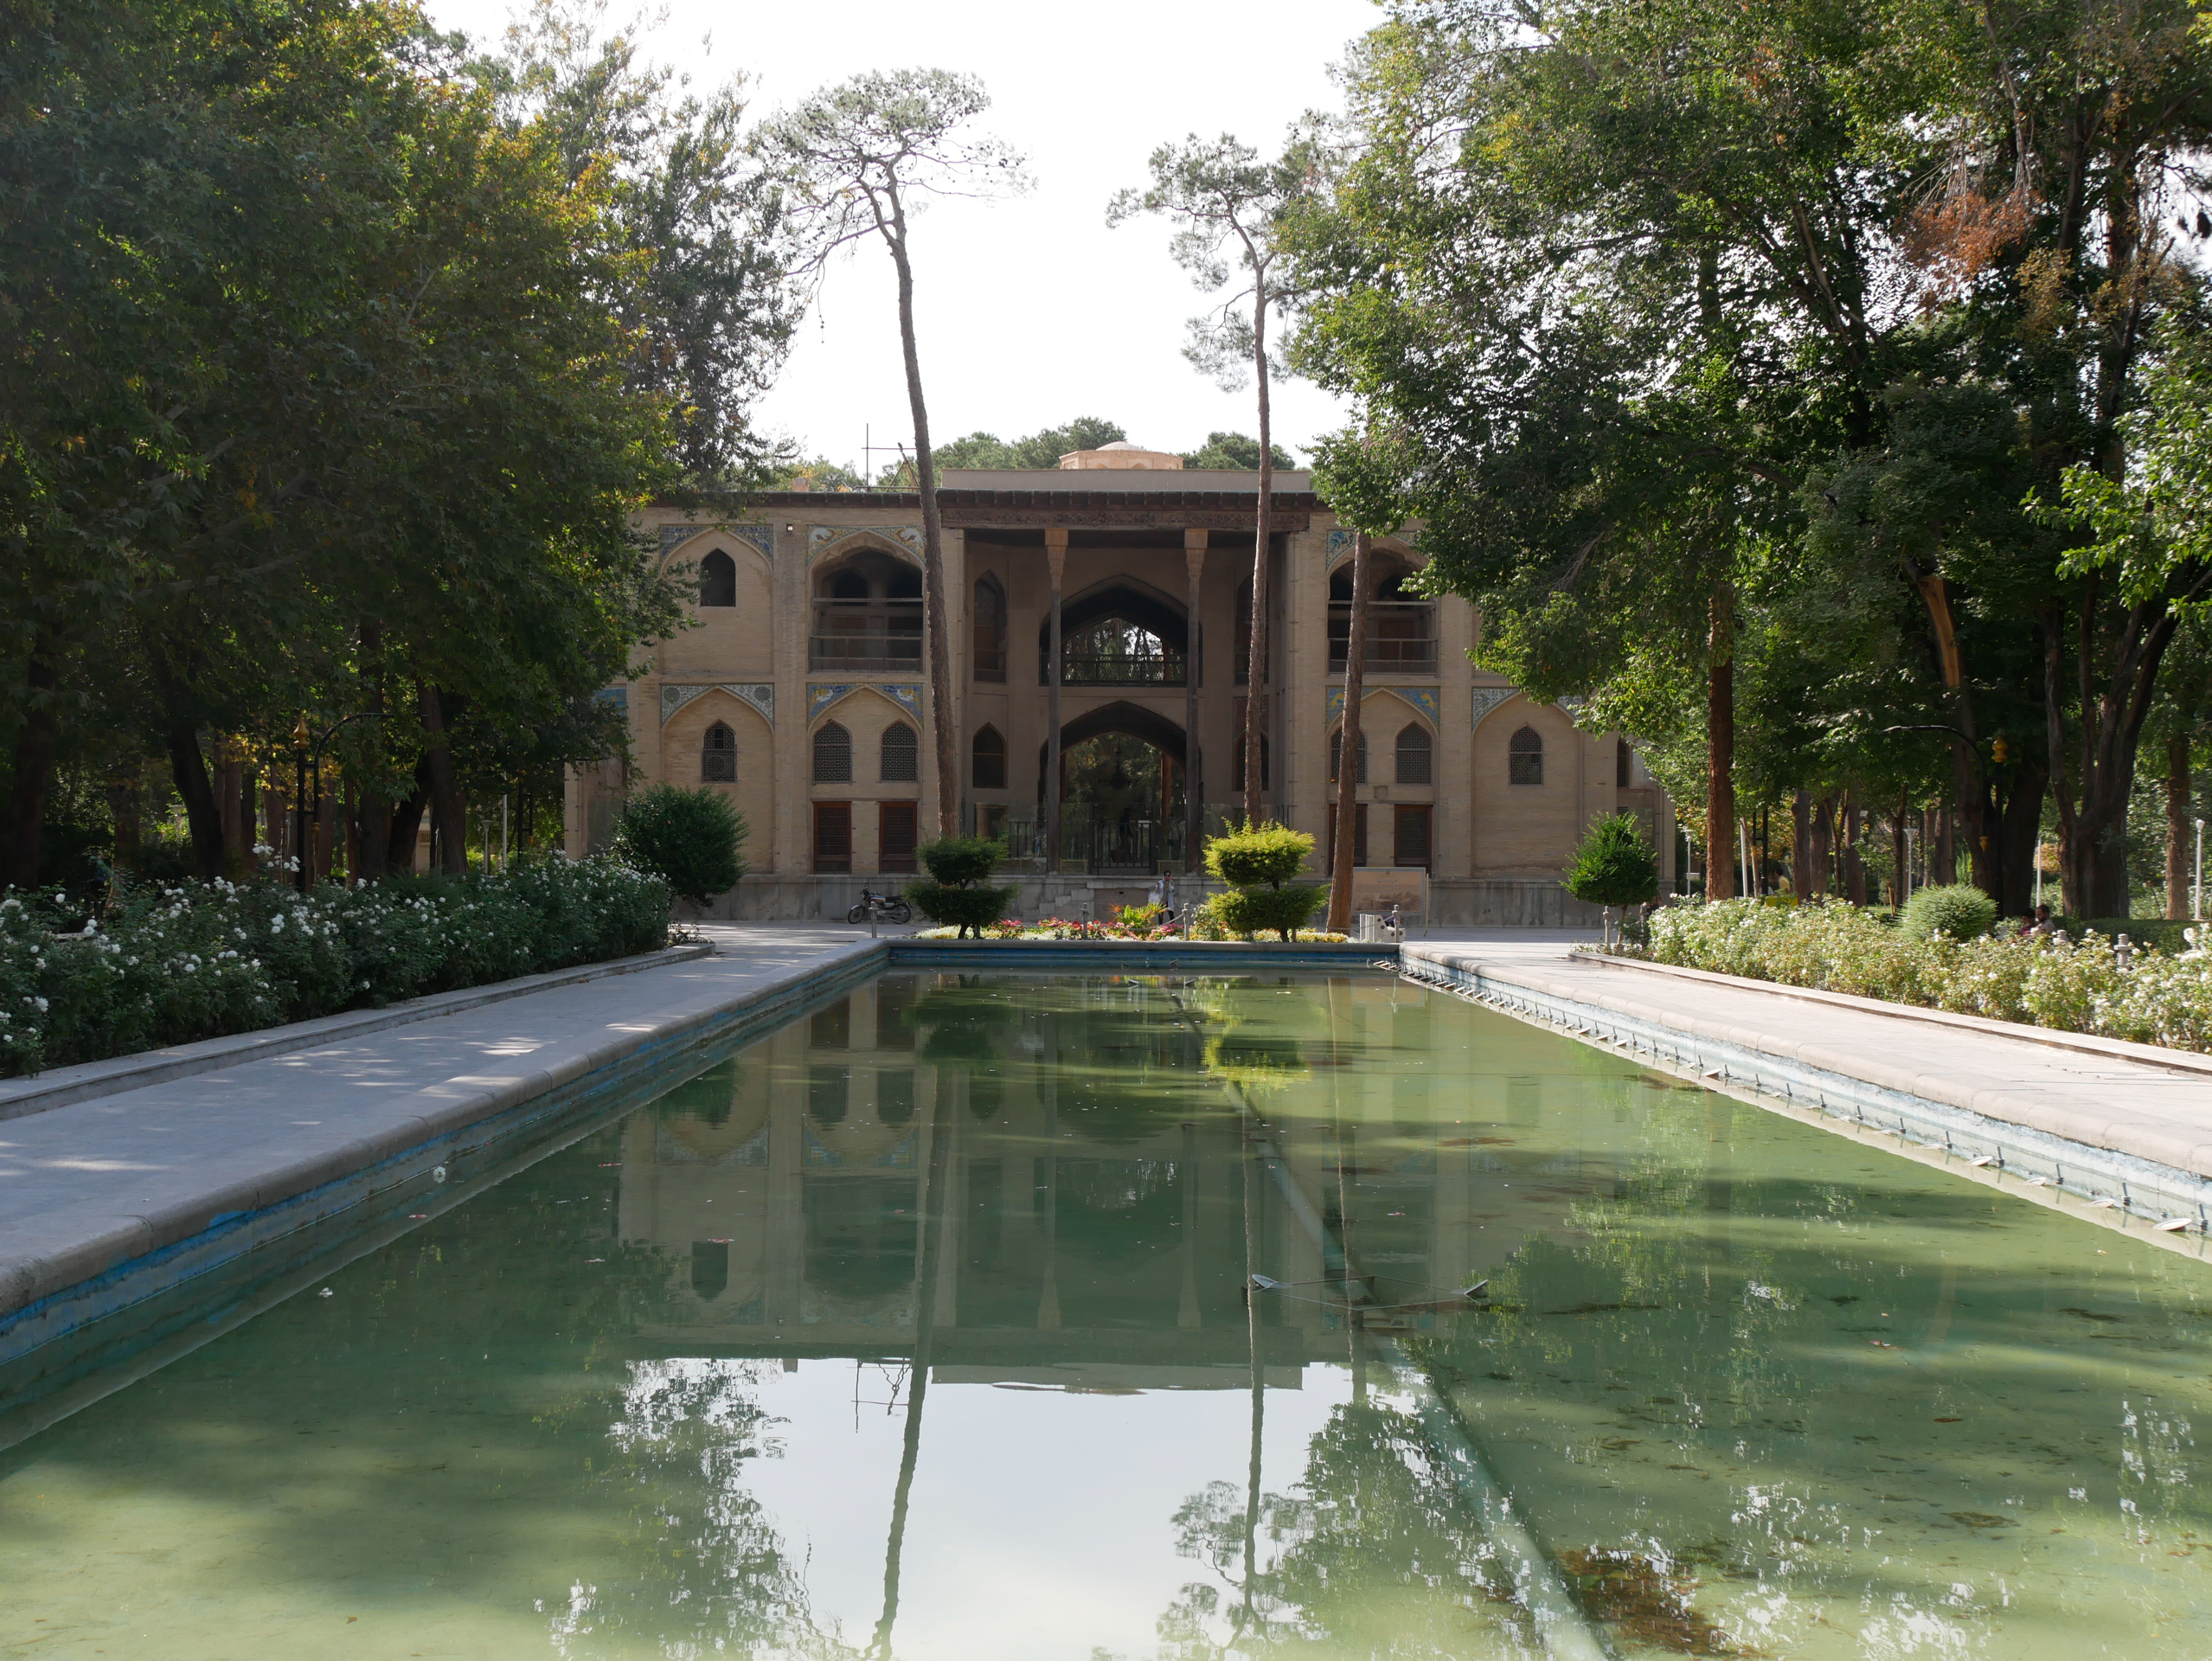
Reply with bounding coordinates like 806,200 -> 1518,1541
1619,898 -> 2212,1054
912,913 -> 1350,944
0,855 -> 672,1076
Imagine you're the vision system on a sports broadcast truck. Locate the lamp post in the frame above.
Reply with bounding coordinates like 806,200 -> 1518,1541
2196,818 -> 2204,923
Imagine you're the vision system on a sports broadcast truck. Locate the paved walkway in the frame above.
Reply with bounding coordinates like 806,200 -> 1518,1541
0,931 -> 875,1334
1410,942 -> 2212,1182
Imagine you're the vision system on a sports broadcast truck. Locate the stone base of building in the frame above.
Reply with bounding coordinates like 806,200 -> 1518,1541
694,874 -> 1604,928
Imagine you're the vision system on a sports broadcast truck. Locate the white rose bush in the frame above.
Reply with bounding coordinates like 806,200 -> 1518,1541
1625,900 -> 2212,1055
0,856 -> 670,1077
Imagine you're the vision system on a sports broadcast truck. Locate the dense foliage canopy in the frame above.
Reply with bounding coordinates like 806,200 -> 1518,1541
1,0 -> 788,892
1288,0 -> 2212,918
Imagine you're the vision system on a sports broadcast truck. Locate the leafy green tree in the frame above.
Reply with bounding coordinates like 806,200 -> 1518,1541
1565,812 -> 1660,946
484,0 -> 794,489
0,1 -> 689,888
616,784 -> 747,908
1311,420 -> 1414,931
920,417 -> 1126,472
1112,134 -> 1317,824
766,69 -> 1029,839
1182,432 -> 1295,471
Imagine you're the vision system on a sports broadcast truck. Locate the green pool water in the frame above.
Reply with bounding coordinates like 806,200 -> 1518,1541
3,971 -> 2210,1658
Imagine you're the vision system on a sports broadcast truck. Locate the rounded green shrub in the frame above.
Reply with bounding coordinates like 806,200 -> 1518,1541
615,785 -> 747,908
919,836 -> 1006,888
1564,811 -> 1660,908
907,882 -> 1017,935
1901,882 -> 1998,942
1214,882 -> 1329,941
1203,823 -> 1313,890
907,836 -> 1014,938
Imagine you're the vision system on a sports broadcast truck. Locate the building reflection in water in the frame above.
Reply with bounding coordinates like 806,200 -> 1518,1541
618,973 -> 1519,1386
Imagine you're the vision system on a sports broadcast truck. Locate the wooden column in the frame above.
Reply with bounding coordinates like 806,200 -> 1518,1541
1184,529 -> 1206,872
1045,529 -> 1068,875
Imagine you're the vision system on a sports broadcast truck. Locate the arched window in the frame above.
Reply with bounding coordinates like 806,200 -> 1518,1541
1231,732 -> 1271,792
1329,728 -> 1369,785
1617,737 -> 1633,787
829,569 -> 869,600
973,574 -> 1007,682
813,721 -> 852,783
971,724 -> 1006,790
702,721 -> 736,782
1395,723 -> 1433,786
880,721 -> 919,782
1509,725 -> 1544,786
698,549 -> 736,607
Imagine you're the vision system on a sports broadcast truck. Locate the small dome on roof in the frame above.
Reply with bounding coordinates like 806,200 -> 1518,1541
1059,442 -> 1183,471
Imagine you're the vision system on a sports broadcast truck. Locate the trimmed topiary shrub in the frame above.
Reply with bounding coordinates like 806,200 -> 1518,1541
1204,822 -> 1314,890
1203,823 -> 1324,940
906,836 -> 1016,938
615,785 -> 747,909
1214,883 -> 1329,941
1901,882 -> 1998,942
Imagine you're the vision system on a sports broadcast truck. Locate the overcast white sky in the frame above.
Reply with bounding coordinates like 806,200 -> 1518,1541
421,0 -> 1376,473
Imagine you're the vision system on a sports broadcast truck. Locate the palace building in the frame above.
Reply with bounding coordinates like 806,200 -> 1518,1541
566,443 -> 1674,923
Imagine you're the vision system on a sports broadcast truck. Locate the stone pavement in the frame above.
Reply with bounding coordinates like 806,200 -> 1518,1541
0,929 -> 878,1342
1409,940 -> 2212,1191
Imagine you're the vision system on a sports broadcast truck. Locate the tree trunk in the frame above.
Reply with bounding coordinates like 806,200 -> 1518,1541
1996,762 -> 2048,918
1842,797 -> 1868,906
1809,793 -> 1835,901
1044,537 -> 1064,875
1183,534 -> 1205,879
884,216 -> 959,840
388,782 -> 428,874
2166,731 -> 2192,920
418,684 -> 466,875
1327,532 -> 1372,933
108,772 -> 142,869
1704,587 -> 1735,900
165,721 -> 228,881
4,633 -> 60,888
2043,598 -> 2179,919
354,619 -> 389,882
1242,290 -> 1274,826
1890,801 -> 1909,909
215,741 -> 244,872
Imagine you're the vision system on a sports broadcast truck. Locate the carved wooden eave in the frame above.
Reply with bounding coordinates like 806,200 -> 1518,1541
742,489 -> 1319,533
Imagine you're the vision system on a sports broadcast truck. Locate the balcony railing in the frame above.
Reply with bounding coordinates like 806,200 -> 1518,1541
1329,602 -> 1437,673
967,803 -> 1249,875
1059,651 -> 1186,686
811,600 -> 923,671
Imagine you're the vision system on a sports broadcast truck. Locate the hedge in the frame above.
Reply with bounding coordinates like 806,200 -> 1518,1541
1624,897 -> 2212,1054
0,854 -> 672,1077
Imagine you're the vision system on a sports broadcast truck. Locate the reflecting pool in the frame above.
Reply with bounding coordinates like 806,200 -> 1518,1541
3,972 -> 2210,1658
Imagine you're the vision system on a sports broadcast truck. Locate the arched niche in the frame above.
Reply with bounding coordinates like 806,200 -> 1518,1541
812,545 -> 922,672
1037,580 -> 1189,686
